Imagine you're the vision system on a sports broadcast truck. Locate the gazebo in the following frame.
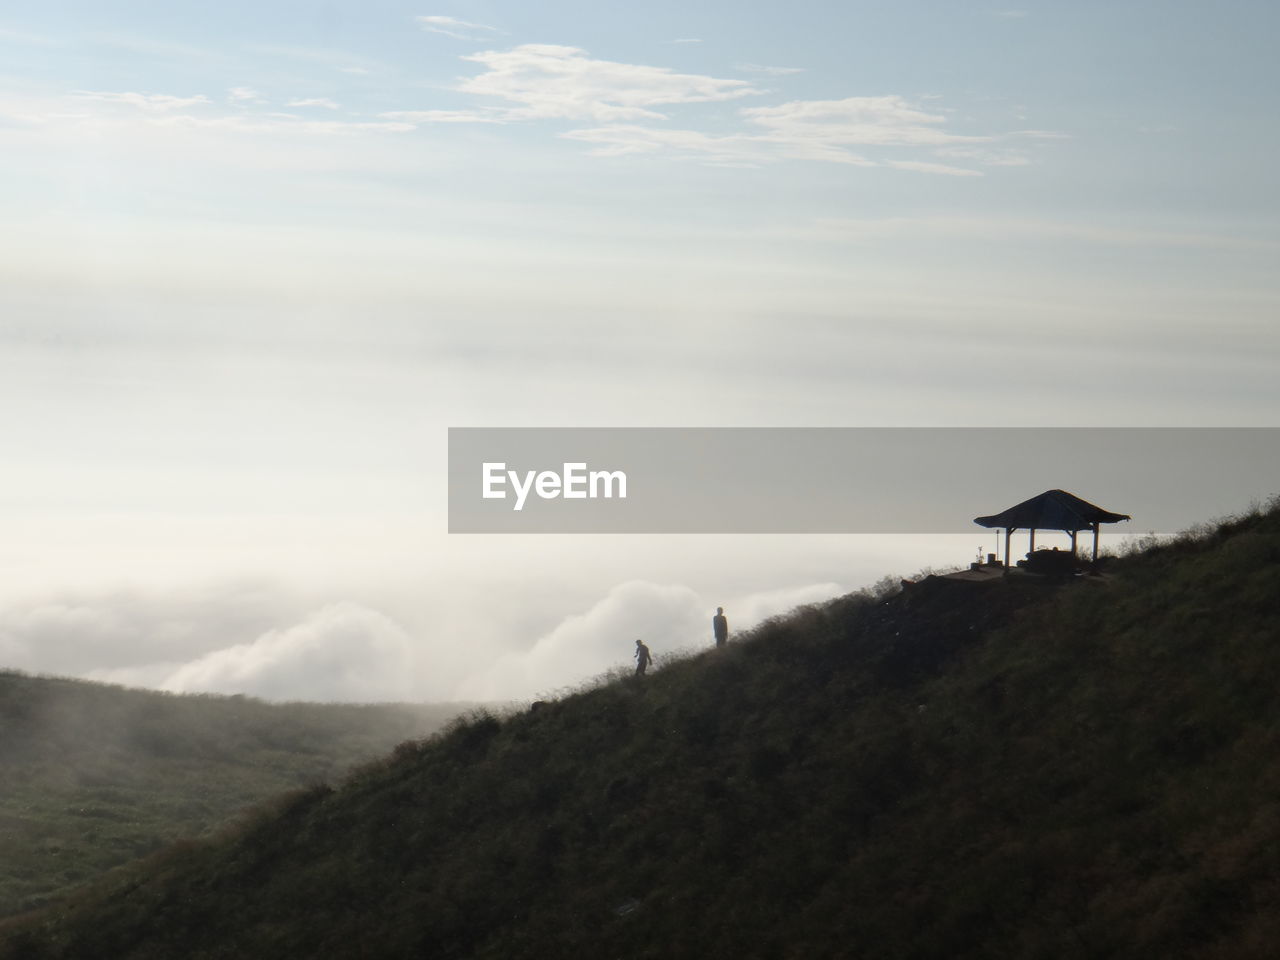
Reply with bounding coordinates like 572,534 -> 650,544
974,489 -> 1131,568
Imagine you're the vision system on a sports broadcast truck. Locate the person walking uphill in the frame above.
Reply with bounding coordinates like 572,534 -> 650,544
712,607 -> 728,648
634,639 -> 653,677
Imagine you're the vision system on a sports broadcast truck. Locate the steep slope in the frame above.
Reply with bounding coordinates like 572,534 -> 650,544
0,675 -> 467,916
3,504 -> 1279,959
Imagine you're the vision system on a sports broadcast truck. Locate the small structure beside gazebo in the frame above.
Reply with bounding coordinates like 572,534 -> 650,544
974,489 -> 1131,569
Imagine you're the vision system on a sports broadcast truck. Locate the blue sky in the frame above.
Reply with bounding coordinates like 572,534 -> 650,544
0,1 -> 1277,700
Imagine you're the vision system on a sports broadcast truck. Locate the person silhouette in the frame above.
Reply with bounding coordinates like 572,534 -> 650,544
634,639 -> 653,677
712,607 -> 728,647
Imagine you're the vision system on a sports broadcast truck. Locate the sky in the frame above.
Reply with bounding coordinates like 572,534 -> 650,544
1,1 -> 1277,702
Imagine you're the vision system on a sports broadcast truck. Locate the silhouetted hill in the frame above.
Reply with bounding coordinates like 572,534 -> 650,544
4,502 -> 1279,959
0,674 -> 468,917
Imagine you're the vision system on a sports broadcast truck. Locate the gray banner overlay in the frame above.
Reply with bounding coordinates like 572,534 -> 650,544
448,428 -> 1279,534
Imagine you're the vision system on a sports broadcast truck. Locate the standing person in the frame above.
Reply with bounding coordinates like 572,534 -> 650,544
712,607 -> 729,648
634,639 -> 653,677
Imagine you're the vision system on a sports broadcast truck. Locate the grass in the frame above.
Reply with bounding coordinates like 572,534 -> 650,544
0,674 -> 469,917
2,498 -> 1279,958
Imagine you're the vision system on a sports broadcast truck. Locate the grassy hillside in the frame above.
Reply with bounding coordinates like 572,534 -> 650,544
0,674 -> 467,917
3,502 -> 1279,959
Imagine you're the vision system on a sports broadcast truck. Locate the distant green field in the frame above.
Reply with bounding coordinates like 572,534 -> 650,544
0,674 -> 468,917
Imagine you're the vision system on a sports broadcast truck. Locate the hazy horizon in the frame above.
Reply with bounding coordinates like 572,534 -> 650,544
2,1 -> 1276,702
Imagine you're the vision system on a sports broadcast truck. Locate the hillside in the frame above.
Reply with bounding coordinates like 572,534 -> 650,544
0,674 -> 467,917
3,503 -> 1279,959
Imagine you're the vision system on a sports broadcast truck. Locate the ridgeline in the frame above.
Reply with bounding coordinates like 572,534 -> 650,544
4,503 -> 1279,959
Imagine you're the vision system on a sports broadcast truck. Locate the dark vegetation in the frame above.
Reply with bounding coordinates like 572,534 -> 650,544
0,675 -> 467,917
4,501 -> 1280,958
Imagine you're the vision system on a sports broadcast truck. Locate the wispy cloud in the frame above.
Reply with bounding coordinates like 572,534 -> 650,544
458,44 -> 760,122
90,32 -> 212,61
72,91 -> 212,112
43,90 -> 412,136
50,49 -> 1045,179
562,94 -> 1007,173
431,44 -> 1032,174
417,15 -> 498,41
562,124 -> 769,166
886,159 -> 984,177
444,47 -> 1002,172
670,38 -> 703,44
244,42 -> 381,75
287,97 -> 341,110
160,115 -> 413,135
379,109 -> 504,124
743,96 -> 989,151
735,63 -> 805,76
935,145 -> 1031,167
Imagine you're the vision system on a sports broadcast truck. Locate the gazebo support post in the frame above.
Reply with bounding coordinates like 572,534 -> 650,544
1070,529 -> 1078,557
1004,527 -> 1013,568
1030,528 -> 1036,554
1091,521 -> 1100,563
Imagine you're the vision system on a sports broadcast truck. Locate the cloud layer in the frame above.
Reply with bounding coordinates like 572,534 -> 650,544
8,41 -> 1040,175
1,576 -> 848,704
458,44 -> 760,122
159,602 -> 420,701
564,94 -> 1005,171
456,579 -> 846,701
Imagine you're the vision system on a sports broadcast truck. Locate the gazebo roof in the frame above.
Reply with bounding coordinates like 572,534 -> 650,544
974,489 -> 1131,532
